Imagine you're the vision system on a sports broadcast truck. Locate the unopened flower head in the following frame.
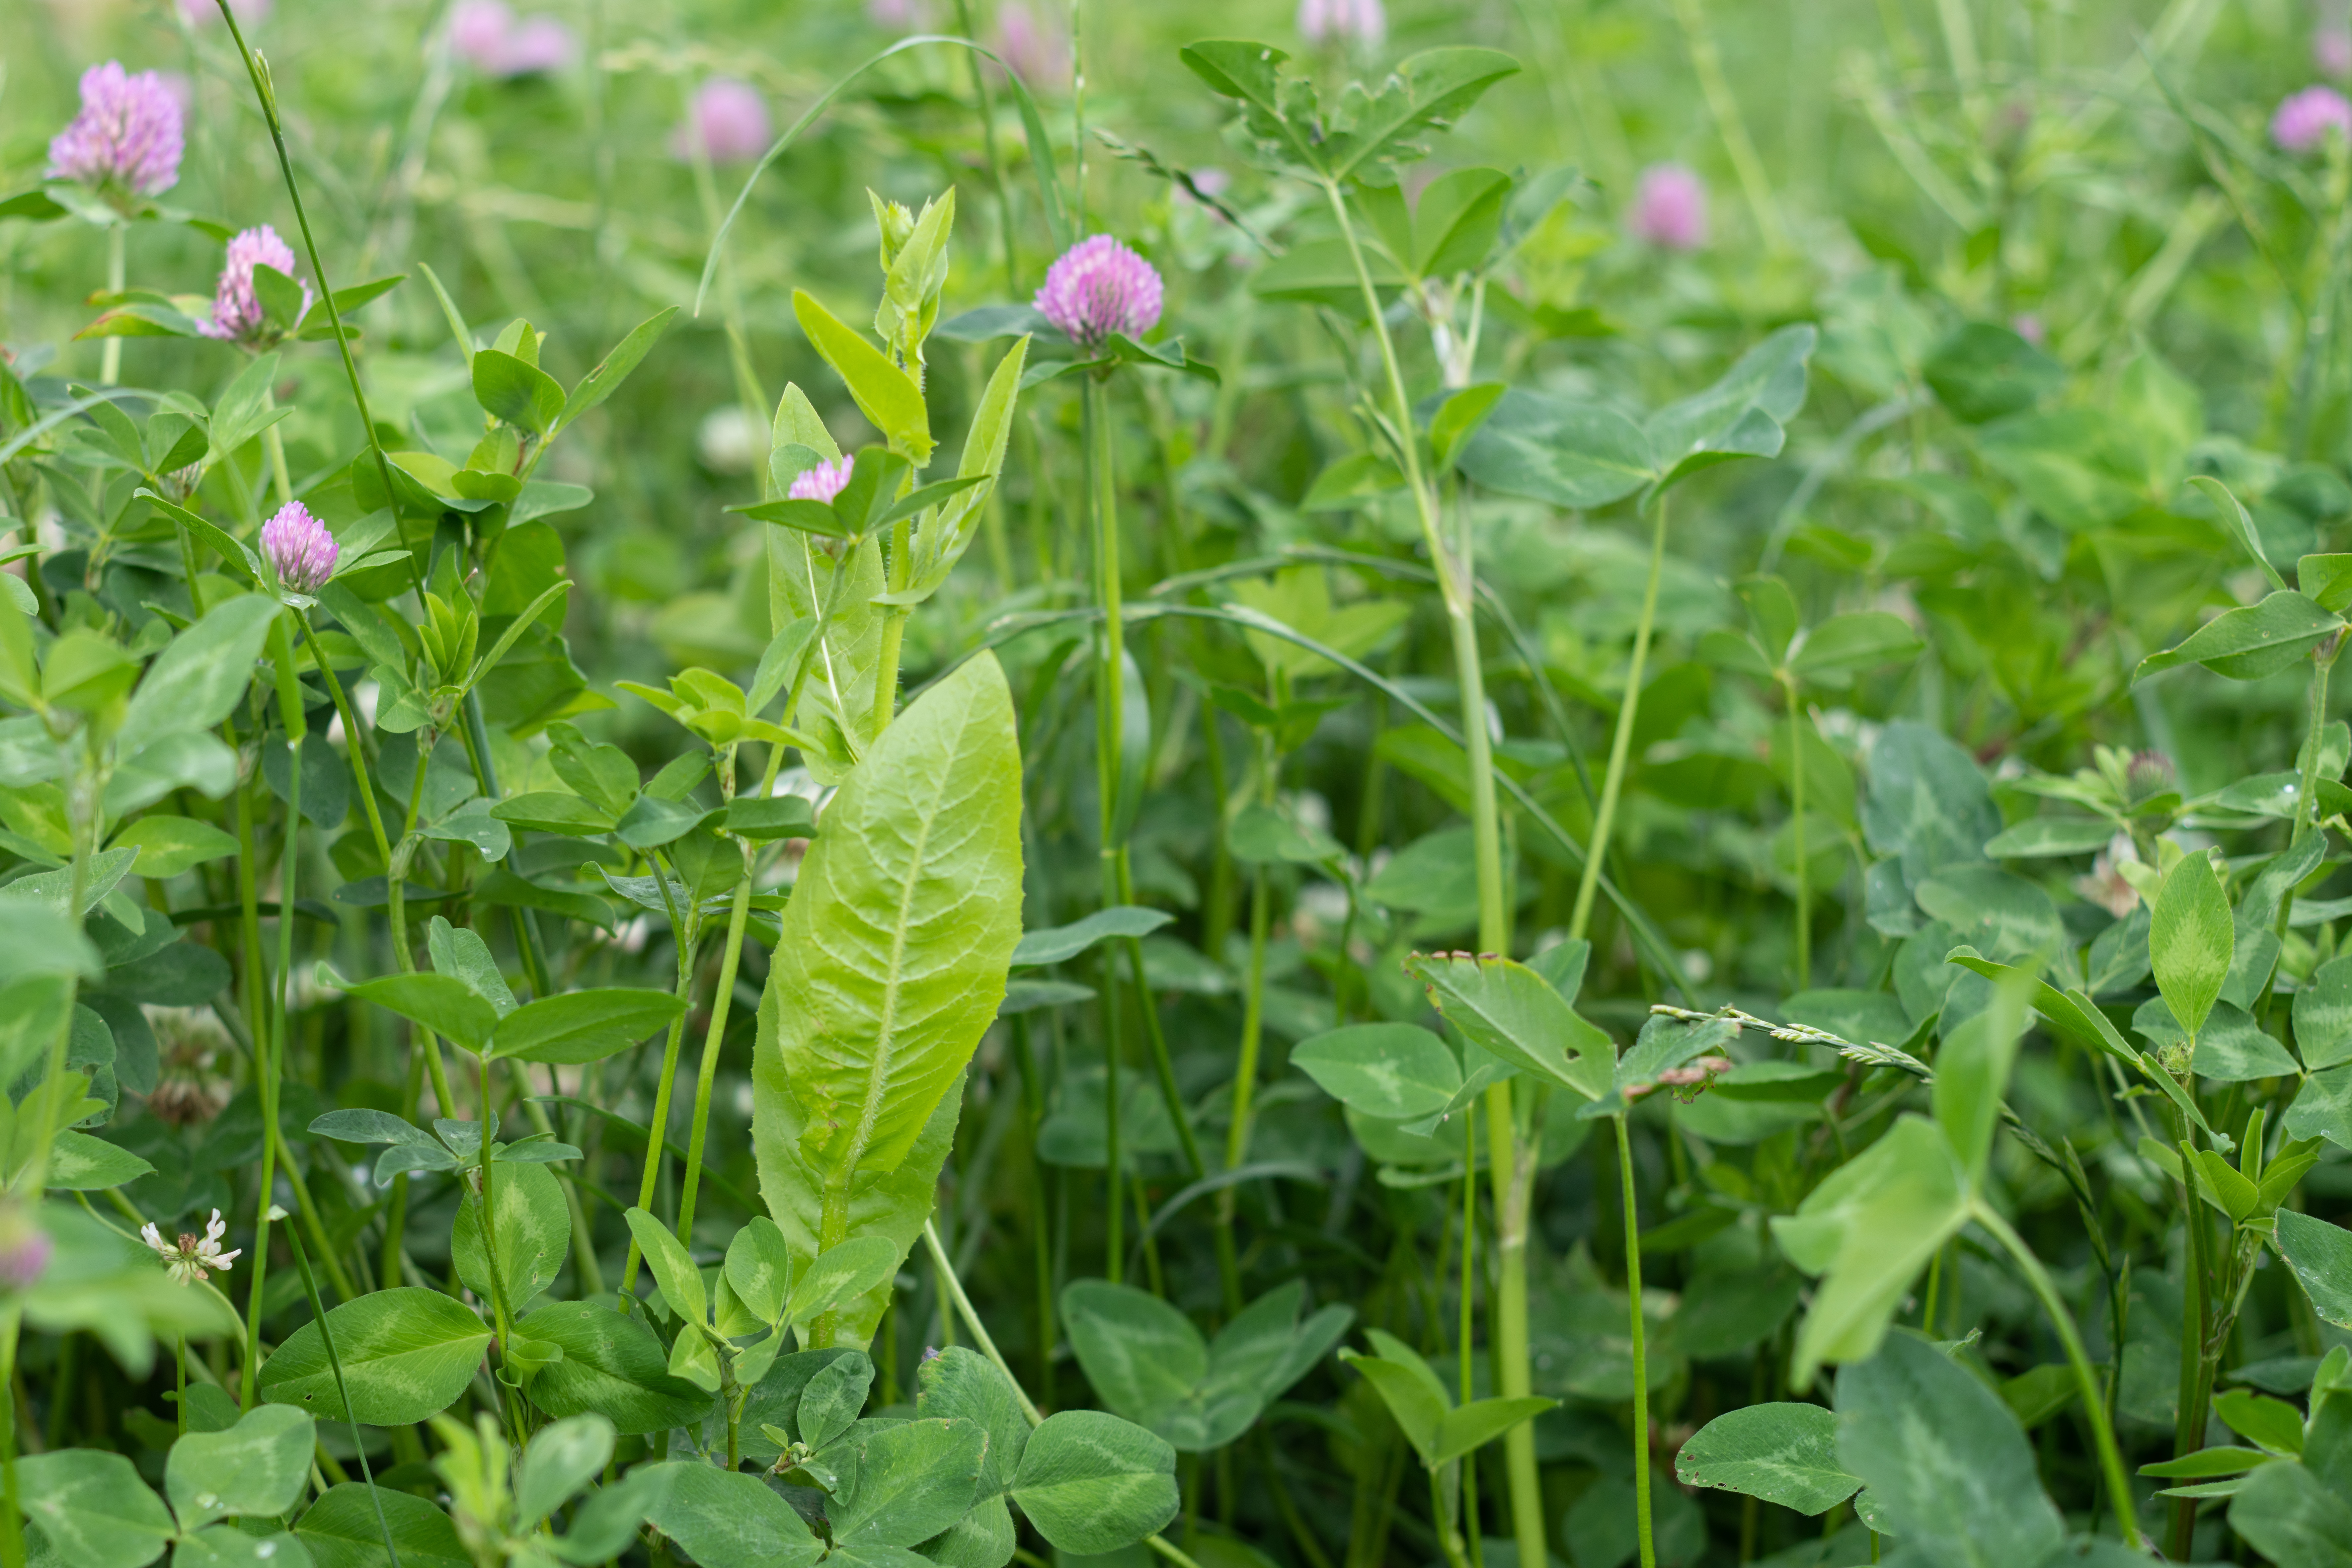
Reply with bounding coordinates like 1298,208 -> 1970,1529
672,79 -> 771,164
1034,235 -> 1164,352
1631,163 -> 1708,250
2275,86 -> 2352,153
262,500 -> 338,596
142,1209 -> 240,1285
1298,0 -> 1385,48
47,63 -> 184,208
788,455 -> 856,505
199,224 -> 309,344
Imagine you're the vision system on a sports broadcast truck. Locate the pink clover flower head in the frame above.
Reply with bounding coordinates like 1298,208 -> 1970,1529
2321,26 -> 2352,79
1034,235 -> 1164,351
672,79 -> 772,164
2010,311 -> 2046,348
47,62 -> 184,206
262,501 -> 338,596
452,2 -> 577,77
200,224 -> 310,344
493,16 -> 579,75
993,2 -> 1067,87
0,1203 -> 50,1293
2275,86 -> 2352,153
788,455 -> 856,505
452,0 -> 516,67
867,0 -> 929,29
1630,163 -> 1707,251
1298,0 -> 1385,48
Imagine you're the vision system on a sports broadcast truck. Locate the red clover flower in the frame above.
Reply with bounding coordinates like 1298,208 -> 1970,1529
1033,236 -> 1164,353
262,500 -> 338,597
199,224 -> 309,344
788,455 -> 856,505
1298,0 -> 1385,48
673,79 -> 771,164
47,62 -> 184,211
1631,163 -> 1708,251
2274,86 -> 2352,153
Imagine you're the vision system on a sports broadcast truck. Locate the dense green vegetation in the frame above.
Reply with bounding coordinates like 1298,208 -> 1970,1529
8,1 -> 2352,1565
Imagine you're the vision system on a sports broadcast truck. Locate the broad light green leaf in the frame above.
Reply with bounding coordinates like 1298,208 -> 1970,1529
2299,956 -> 2352,1071
453,1160 -> 571,1307
489,988 -> 685,1064
1063,1280 -> 1207,1432
520,1301 -> 716,1434
2230,1451 -> 2352,1567
724,1215 -> 794,1324
1930,971 -> 2029,1188
796,1352 -> 875,1450
17,1450 -> 174,1568
623,1207 -> 704,1325
637,1460 -> 822,1568
167,1404 -> 315,1531
294,1484 -> 469,1568
1645,325 -> 1815,488
1404,952 -> 1614,1101
826,1417 -> 987,1546
107,816 -> 238,878
1433,1396 -> 1556,1466
793,290 -> 931,463
514,1415 -> 614,1527
1835,1333 -> 2065,1568
558,307 -> 678,433
1983,817 -> 2119,857
122,594 -> 277,741
334,971 -> 498,1056
786,1233 -> 899,1328
2278,1211 -> 2352,1329
1860,721 -> 2000,893
1777,1116 -> 1967,1385
260,1287 -> 491,1425
2151,851 -> 2233,1041
2136,590 -> 2344,683
1012,906 -> 1174,967
473,348 -> 565,434
1292,1023 -> 1461,1119
917,1346 -> 1032,1495
1457,390 -> 1652,508
1676,1402 -> 1861,1515
1788,612 -> 1923,685
1008,1410 -> 1180,1555
1339,1331 -> 1449,1463
763,652 -> 1023,1183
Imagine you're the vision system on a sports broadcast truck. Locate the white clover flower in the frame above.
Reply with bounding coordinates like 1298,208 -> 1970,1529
141,1209 -> 242,1285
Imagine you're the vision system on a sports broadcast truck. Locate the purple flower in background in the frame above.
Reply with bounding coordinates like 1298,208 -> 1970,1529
2275,86 -> 2352,152
200,224 -> 310,344
788,456 -> 856,505
1034,235 -> 1164,351
0,1203 -> 50,1293
2011,312 -> 2046,348
1298,0 -> 1385,48
867,0 -> 929,29
262,501 -> 338,596
993,2 -> 1067,86
179,0 -> 273,25
47,62 -> 184,207
671,79 -> 771,163
453,0 -> 577,77
2321,26 -> 2352,79
1630,162 -> 1708,250
452,0 -> 515,66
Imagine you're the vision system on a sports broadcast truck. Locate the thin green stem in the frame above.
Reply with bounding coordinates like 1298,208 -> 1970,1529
281,1220 -> 400,1568
1785,676 -> 1809,990
1616,1114 -> 1655,1568
241,720 -> 301,1408
1974,1202 -> 2144,1550
100,225 -> 125,387
621,852 -> 698,1306
1666,0 -> 1788,250
1572,496 -> 1668,940
675,852 -> 754,1243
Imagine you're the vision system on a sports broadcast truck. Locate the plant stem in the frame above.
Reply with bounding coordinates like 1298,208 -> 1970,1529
241,718 -> 301,1408
1973,1202 -> 2144,1550
1785,675 -> 1809,990
100,225 -> 125,387
1617,1114 -> 1655,1568
1572,495 -> 1668,939
1666,0 -> 1788,250
1323,173 -> 1544,1565
621,852 -> 698,1306
675,851 -> 754,1244
1085,375 -> 1134,1285
280,1219 -> 399,1567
